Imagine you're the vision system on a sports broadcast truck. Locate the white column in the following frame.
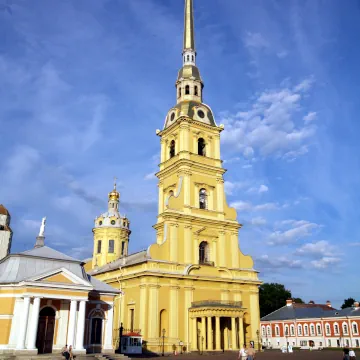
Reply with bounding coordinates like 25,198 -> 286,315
27,297 -> 41,350
16,297 -> 31,349
104,304 -> 114,350
67,300 -> 77,347
75,300 -> 86,350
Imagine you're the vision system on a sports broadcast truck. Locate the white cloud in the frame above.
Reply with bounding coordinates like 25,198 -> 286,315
256,255 -> 303,269
225,181 -> 243,195
259,184 -> 269,193
242,164 -> 252,169
349,242 -> 360,247
144,172 -> 156,180
303,111 -> 317,123
311,257 -> 340,269
230,201 -> 279,212
269,220 -> 321,245
282,145 -> 309,162
295,240 -> 335,258
251,217 -> 267,226
244,32 -> 269,49
221,78 -> 316,160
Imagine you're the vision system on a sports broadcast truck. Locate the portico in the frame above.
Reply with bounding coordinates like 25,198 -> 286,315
189,301 -> 245,352
0,239 -> 119,356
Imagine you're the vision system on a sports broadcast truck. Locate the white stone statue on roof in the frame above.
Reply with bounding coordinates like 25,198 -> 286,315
39,217 -> 46,237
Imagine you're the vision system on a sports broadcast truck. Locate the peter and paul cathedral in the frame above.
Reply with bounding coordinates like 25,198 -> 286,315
88,0 -> 261,353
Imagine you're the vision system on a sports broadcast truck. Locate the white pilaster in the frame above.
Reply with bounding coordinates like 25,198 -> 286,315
67,300 -> 77,347
16,297 -> 31,350
104,304 -> 114,350
27,297 -> 41,350
75,300 -> 86,350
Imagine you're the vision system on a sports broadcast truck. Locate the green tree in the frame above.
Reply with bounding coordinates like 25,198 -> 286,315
341,298 -> 356,309
259,283 -> 292,318
292,297 -> 304,304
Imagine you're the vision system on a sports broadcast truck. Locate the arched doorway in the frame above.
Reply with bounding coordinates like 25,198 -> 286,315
88,309 -> 105,353
36,307 -> 56,354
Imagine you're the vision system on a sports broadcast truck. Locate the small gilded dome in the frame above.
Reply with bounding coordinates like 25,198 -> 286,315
108,189 -> 120,201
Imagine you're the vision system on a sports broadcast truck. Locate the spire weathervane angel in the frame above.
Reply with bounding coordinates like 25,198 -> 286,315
39,217 -> 46,237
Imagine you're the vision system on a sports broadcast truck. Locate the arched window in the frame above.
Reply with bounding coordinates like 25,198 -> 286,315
352,322 -> 359,334
310,324 -> 315,335
179,87 -> 182,97
316,324 -> 322,335
334,323 -> 339,335
185,85 -> 190,95
267,325 -> 271,336
187,55 -> 190,61
262,326 -> 266,336
198,138 -> 206,156
121,242 -> 125,256
97,240 -> 102,254
284,325 -> 289,336
199,241 -> 209,263
169,140 -> 175,158
108,240 -> 114,253
298,324 -> 302,336
275,325 -> 280,336
290,325 -> 295,336
199,188 -> 207,209
304,324 -> 309,336
194,86 -> 198,96
343,323 -> 349,335
192,55 -> 194,61
326,324 -> 331,335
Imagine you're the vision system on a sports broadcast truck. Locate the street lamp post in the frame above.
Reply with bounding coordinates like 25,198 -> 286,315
197,329 -> 201,354
162,329 -> 166,356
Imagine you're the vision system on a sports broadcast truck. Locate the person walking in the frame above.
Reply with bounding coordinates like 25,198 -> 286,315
349,348 -> 356,360
238,344 -> 247,360
344,346 -> 350,360
61,345 -> 70,360
247,345 -> 256,360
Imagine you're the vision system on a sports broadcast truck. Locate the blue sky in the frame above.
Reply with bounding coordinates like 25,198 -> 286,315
1,0 -> 360,308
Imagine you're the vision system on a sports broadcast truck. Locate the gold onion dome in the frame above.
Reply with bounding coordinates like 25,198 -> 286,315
108,179 -> 120,201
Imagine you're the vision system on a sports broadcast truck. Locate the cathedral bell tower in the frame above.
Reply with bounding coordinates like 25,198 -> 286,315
152,0 -> 252,272
92,180 -> 131,269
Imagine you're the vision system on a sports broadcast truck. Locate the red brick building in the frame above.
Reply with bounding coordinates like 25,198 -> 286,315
260,299 -> 360,349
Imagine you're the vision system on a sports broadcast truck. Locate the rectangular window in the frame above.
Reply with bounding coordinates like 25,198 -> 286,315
276,327 -> 280,336
121,241 -> 125,256
97,240 -> 102,253
108,239 -> 114,253
356,339 -> 359,347
130,309 -> 134,331
300,340 -> 308,346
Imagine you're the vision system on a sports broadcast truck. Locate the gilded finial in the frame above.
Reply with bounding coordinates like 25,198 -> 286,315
183,0 -> 195,51
109,177 -> 120,201
114,176 -> 117,190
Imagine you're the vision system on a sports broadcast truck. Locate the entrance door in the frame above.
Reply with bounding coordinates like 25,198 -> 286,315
36,307 -> 56,354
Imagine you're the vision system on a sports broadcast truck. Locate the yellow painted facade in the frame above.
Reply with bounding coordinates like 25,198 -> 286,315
89,0 -> 261,353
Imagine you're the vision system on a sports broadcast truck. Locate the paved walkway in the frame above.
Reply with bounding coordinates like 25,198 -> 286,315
132,350 -> 345,359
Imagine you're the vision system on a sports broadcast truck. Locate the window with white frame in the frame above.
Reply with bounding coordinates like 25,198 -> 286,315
353,322 -> 359,335
343,323 -> 349,335
275,325 -> 280,336
304,324 -> 309,336
262,326 -> 266,337
285,325 -> 289,336
290,325 -> 295,336
317,324 -> 322,335
326,324 -> 331,335
310,324 -> 315,335
267,325 -> 271,336
298,324 -> 302,336
300,340 -> 307,346
334,323 -> 339,335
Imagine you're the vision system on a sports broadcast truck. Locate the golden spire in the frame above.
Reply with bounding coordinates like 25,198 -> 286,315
108,177 -> 120,201
183,0 -> 195,52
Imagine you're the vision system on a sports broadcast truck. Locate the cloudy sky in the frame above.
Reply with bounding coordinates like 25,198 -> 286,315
1,0 -> 360,307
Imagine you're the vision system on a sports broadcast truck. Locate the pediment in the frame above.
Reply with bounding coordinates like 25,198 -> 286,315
29,267 -> 91,287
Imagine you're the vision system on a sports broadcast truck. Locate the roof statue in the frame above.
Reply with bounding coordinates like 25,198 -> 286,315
39,216 -> 46,237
